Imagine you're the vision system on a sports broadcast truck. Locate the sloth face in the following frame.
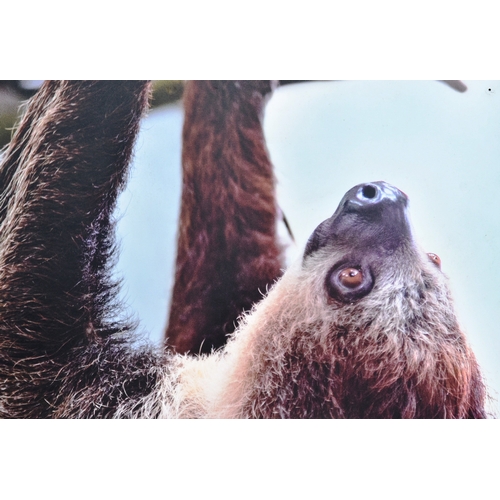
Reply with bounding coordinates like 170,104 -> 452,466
303,181 -> 425,305
295,180 -> 458,347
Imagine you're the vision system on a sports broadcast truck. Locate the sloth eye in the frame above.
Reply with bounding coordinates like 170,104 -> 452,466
338,268 -> 364,288
427,253 -> 441,269
326,265 -> 374,303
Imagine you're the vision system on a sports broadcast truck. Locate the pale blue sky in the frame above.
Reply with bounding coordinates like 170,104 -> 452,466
115,80 -> 500,413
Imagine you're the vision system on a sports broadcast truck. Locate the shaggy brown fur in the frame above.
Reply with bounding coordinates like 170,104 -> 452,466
165,81 -> 285,354
0,80 -> 487,419
0,81 -> 172,418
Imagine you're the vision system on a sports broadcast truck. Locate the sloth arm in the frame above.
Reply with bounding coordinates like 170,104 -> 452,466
165,80 -> 285,355
0,80 -> 169,418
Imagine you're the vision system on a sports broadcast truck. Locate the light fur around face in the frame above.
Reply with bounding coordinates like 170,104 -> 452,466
171,238 -> 485,418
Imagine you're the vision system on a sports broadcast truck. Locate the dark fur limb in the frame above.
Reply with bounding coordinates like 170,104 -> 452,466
0,80 -> 167,418
165,81 -> 285,354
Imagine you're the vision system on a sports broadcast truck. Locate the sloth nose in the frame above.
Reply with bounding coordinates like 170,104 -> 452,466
346,181 -> 408,209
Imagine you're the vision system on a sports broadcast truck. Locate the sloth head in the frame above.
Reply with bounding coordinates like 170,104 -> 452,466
228,182 -> 486,418
305,181 -> 416,303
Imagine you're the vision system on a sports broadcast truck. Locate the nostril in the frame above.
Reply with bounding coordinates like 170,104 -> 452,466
361,184 -> 377,199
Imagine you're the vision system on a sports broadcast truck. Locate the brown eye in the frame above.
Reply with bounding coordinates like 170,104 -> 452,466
326,264 -> 374,303
427,253 -> 441,269
338,268 -> 363,288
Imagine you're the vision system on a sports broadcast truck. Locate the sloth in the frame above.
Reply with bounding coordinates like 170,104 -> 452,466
0,80 -> 487,418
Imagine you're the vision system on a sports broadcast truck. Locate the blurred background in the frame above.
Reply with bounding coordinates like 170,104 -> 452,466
1,80 -> 499,415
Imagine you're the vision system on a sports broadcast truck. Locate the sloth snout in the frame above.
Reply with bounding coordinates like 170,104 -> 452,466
351,181 -> 408,208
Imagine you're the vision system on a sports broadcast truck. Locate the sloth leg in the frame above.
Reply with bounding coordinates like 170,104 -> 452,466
0,81 -> 169,418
